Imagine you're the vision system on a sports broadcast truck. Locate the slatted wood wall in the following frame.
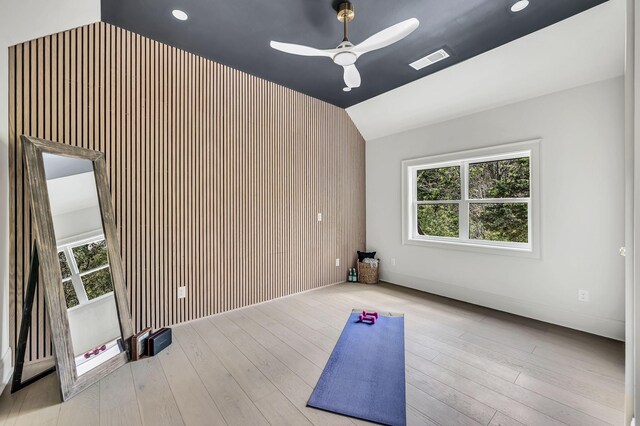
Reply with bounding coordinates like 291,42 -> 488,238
8,22 -> 365,362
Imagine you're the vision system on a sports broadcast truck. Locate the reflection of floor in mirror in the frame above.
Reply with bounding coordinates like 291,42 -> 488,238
75,338 -> 122,376
0,282 -> 625,425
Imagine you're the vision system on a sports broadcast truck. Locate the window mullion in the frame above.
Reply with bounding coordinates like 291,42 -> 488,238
460,162 -> 469,240
64,247 -> 89,304
78,263 -> 110,277
416,200 -> 459,205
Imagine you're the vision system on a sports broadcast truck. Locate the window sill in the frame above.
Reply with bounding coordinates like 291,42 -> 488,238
403,237 -> 540,258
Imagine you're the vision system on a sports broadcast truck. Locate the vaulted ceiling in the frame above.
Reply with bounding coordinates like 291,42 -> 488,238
101,0 -> 608,109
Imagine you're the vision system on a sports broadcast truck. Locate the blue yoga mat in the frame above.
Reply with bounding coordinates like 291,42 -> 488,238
307,310 -> 406,426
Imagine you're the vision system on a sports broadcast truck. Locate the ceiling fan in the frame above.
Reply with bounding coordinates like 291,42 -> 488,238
270,2 -> 419,92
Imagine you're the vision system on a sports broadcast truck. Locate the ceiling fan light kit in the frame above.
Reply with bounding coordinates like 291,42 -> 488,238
270,1 -> 419,92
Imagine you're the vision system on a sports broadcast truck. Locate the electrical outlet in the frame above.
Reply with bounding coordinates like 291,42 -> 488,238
178,286 -> 186,299
578,289 -> 589,302
317,213 -> 322,222
391,258 -> 397,267
335,258 -> 340,267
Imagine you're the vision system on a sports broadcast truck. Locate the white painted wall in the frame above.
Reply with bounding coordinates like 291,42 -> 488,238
366,77 -> 626,339
347,0 -> 624,141
67,294 -> 120,355
0,0 -> 100,392
52,206 -> 103,243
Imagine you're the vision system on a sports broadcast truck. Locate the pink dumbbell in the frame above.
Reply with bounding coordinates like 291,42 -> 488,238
362,310 -> 378,319
358,314 -> 376,324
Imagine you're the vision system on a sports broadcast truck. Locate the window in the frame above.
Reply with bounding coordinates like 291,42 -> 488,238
58,236 -> 114,309
402,140 -> 539,255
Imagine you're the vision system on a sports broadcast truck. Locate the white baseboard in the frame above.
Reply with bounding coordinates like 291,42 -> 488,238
382,271 -> 624,341
0,347 -> 12,394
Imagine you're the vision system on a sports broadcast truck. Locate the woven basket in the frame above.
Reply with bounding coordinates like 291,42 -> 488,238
357,260 -> 379,284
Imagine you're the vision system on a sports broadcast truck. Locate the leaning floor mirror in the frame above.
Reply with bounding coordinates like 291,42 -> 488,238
21,135 -> 133,401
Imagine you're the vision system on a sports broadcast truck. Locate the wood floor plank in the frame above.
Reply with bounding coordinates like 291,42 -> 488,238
406,405 -> 440,426
12,374 -> 61,426
406,367 -> 496,425
0,383 -> 27,426
130,357 -> 184,425
531,344 -> 624,382
407,330 -> 520,383
99,364 -> 143,426
406,384 -> 483,426
430,353 -> 611,426
208,314 -> 355,426
56,382 -> 99,426
458,333 -> 623,409
269,298 -> 327,331
156,340 -> 227,426
255,303 -> 337,353
172,325 -> 269,426
514,373 -> 623,425
253,391 -> 313,426
406,354 -> 565,426
190,318 -> 278,402
225,309 -> 283,349
489,411 -> 526,426
226,309 -> 323,387
239,306 -> 330,368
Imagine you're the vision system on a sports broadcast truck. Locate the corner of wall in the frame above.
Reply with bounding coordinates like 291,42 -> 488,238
0,347 -> 12,390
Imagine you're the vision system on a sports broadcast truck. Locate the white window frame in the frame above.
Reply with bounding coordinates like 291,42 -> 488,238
58,233 -> 114,310
402,140 -> 540,257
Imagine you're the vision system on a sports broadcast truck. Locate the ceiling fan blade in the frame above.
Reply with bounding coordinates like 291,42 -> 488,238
270,41 -> 335,57
343,64 -> 361,88
352,18 -> 419,55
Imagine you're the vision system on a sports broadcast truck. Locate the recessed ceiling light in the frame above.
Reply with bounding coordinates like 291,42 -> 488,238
172,9 -> 188,21
511,0 -> 529,12
343,87 -> 352,92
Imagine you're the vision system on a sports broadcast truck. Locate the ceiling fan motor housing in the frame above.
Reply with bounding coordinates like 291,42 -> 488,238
337,2 -> 355,22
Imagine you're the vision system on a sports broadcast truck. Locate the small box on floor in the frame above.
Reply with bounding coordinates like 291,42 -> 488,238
147,327 -> 172,356
131,327 -> 152,361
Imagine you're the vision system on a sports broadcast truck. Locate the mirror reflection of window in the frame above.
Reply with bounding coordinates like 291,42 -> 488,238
57,238 -> 114,309
43,153 -> 124,376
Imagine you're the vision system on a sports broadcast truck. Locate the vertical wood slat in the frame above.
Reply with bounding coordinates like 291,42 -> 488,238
9,22 -> 366,363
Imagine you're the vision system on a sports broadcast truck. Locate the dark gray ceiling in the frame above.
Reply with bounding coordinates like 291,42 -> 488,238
101,0 -> 608,109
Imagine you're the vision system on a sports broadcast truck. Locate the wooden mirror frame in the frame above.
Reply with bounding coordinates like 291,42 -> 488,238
21,135 -> 133,401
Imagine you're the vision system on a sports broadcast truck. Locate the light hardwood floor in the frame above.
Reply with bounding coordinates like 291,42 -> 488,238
0,282 -> 625,425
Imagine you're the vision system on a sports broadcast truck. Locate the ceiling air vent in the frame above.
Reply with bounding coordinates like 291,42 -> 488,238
409,49 -> 450,70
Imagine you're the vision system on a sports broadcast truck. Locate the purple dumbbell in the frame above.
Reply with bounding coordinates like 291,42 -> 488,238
362,310 -> 379,319
359,314 -> 376,324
